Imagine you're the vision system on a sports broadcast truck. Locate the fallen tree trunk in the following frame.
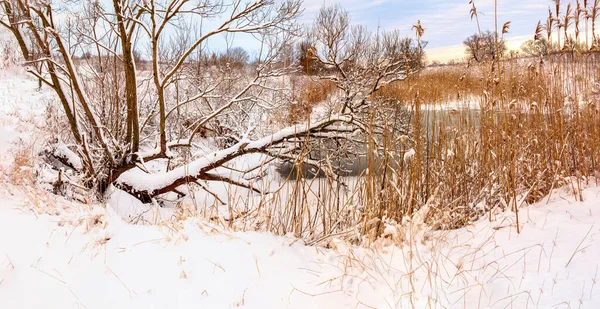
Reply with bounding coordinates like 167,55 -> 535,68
114,115 -> 362,202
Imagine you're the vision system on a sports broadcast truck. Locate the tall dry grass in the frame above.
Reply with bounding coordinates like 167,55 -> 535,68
15,1 -> 597,248
227,51 -> 600,246
288,78 -> 336,124
376,61 -> 551,106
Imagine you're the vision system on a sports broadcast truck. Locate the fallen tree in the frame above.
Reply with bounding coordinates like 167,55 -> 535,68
1,0 -> 422,202
114,115 -> 364,202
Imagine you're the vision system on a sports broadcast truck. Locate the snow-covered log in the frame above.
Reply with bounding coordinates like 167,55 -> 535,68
114,115 -> 359,202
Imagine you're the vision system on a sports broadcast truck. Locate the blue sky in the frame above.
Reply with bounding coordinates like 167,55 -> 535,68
217,0 -> 554,61
118,0 -> 561,61
28,0 -> 556,62
300,0 -> 550,49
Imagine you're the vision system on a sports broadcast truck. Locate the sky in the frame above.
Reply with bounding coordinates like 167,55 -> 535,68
300,0 -> 550,48
298,0 -> 552,62
40,0 -> 561,63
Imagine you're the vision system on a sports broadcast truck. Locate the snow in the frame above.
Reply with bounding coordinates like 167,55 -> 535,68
116,115 -> 354,194
2,178 -> 600,308
404,148 -> 416,162
54,144 -> 83,170
1,50 -> 600,309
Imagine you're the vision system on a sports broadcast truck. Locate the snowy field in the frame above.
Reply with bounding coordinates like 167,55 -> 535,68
1,68 -> 600,309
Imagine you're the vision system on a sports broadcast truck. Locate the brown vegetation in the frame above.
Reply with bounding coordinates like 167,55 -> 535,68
288,79 -> 336,124
3,0 -> 600,247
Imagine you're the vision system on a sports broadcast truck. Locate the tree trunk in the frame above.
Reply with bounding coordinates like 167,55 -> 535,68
113,0 -> 140,153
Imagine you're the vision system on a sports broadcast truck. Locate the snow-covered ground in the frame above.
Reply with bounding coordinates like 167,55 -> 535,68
1,67 -> 600,309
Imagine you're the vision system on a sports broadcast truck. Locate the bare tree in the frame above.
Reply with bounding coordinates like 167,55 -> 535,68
0,1 -> 423,203
1,0 -> 300,195
219,46 -> 249,68
464,31 -> 506,62
310,4 -> 423,114
521,38 -> 550,57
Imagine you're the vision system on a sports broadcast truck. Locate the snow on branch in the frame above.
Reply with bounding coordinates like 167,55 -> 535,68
115,115 -> 359,201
